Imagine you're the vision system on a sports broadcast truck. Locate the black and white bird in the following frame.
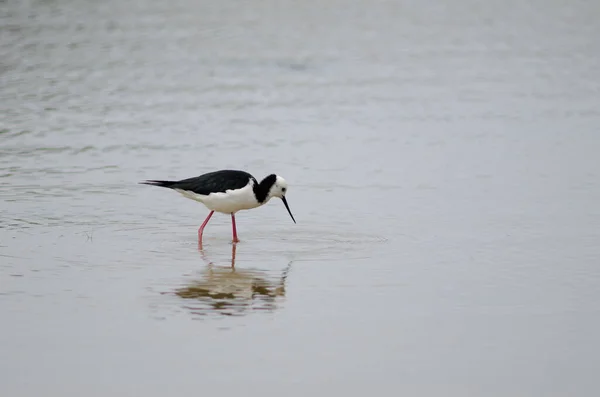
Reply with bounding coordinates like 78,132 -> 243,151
140,169 -> 296,243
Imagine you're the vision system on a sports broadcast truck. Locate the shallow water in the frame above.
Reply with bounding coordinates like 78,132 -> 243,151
2,0 -> 600,396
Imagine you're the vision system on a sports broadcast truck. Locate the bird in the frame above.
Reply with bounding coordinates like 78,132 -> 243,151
140,169 -> 296,243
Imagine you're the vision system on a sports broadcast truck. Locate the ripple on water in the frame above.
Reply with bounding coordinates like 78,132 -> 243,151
246,226 -> 389,262
148,243 -> 292,320
147,226 -> 387,321
175,264 -> 292,318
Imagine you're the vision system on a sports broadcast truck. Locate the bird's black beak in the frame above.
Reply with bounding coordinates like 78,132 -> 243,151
281,196 -> 296,224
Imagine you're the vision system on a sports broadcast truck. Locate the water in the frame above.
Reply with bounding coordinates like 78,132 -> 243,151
2,0 -> 600,395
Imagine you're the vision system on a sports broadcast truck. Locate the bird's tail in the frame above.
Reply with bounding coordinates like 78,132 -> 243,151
139,180 -> 177,188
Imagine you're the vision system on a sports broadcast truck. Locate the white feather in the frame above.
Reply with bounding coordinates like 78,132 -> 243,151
174,179 -> 268,214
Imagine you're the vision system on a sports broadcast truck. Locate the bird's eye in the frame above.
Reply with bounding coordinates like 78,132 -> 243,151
282,188 -> 286,192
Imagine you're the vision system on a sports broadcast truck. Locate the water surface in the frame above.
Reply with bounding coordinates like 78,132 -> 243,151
2,0 -> 600,396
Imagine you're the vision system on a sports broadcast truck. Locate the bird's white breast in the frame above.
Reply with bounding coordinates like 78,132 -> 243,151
175,180 -> 263,214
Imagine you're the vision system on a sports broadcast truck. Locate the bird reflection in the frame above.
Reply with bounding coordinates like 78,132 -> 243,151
175,243 -> 292,317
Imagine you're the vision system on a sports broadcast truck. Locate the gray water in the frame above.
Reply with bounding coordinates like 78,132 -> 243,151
2,0 -> 600,396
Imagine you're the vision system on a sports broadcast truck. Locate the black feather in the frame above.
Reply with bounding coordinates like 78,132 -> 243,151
254,174 -> 277,203
140,170 -> 255,195
139,180 -> 178,188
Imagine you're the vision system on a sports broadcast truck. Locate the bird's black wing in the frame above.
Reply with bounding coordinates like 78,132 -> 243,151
165,170 -> 256,195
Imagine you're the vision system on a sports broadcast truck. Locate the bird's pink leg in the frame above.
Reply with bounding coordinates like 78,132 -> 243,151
231,213 -> 240,243
198,211 -> 214,242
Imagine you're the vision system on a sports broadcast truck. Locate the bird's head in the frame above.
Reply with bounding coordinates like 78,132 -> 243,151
268,175 -> 289,199
266,175 -> 296,224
